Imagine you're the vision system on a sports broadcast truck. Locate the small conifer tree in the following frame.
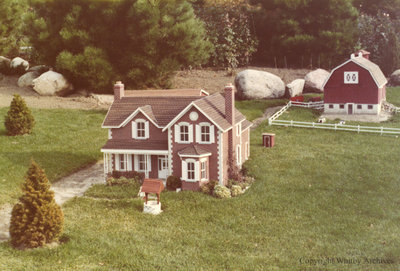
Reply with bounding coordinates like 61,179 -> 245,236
9,160 -> 64,249
4,94 -> 35,136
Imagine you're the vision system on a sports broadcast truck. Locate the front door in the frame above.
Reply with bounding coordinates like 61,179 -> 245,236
158,156 -> 168,179
348,104 -> 353,114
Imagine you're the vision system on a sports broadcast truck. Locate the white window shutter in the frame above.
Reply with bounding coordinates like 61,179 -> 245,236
182,160 -> 187,181
127,155 -> 132,171
132,121 -> 137,139
196,124 -> 201,143
174,124 -> 180,143
147,155 -> 152,171
134,155 -> 138,171
189,124 -> 194,143
194,161 -> 200,181
115,154 -> 120,171
210,125 -> 215,143
145,121 -> 149,139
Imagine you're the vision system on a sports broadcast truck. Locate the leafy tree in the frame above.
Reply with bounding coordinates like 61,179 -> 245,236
26,0 -> 212,92
4,94 -> 35,136
353,0 -> 400,18
9,160 -> 64,249
250,0 -> 358,68
0,0 -> 29,57
357,12 -> 400,75
193,0 -> 258,69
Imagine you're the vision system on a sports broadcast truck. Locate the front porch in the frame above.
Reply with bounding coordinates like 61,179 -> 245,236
102,150 -> 170,180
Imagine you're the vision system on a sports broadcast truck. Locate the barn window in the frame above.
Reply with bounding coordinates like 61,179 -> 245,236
340,104 -> 345,109
368,105 -> 373,110
344,71 -> 358,84
329,104 -> 333,109
357,105 -> 362,109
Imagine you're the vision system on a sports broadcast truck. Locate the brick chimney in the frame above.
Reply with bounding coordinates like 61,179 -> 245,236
114,81 -> 124,100
225,83 -> 235,125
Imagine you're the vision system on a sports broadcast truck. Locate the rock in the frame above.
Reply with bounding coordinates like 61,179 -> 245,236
28,65 -> 50,74
0,56 -> 11,74
10,57 -> 29,74
286,79 -> 305,97
304,68 -> 330,92
143,201 -> 162,215
235,69 -> 285,99
91,94 -> 114,105
389,69 -> 400,86
32,71 -> 73,96
17,71 -> 40,87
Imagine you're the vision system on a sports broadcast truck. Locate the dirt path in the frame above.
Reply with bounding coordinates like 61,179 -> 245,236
0,161 -> 105,242
251,106 -> 285,129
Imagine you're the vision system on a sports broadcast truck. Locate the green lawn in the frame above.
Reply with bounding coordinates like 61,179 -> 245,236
0,108 -> 107,206
0,90 -> 399,270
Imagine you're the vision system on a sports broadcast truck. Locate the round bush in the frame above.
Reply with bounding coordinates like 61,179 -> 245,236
213,185 -> 231,199
166,175 -> 181,190
230,185 -> 243,197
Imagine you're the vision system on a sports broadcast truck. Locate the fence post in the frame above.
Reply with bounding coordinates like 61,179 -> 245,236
312,122 -> 315,128
291,120 -> 293,127
358,125 -> 360,133
335,124 -> 337,131
381,127 -> 383,135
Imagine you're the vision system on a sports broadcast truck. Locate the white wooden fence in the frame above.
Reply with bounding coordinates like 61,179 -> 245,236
290,101 -> 324,109
271,120 -> 400,135
268,102 -> 400,135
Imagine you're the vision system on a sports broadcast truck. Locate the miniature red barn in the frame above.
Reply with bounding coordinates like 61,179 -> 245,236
323,51 -> 388,115
101,82 -> 252,191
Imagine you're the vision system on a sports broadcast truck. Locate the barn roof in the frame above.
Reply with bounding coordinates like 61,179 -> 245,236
323,56 -> 388,89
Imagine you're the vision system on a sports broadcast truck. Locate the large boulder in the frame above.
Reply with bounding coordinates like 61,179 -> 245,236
18,71 -> 41,87
304,68 -> 330,92
28,65 -> 50,74
286,79 -> 305,97
0,56 -> 11,74
235,69 -> 285,99
10,57 -> 29,74
32,71 -> 73,96
389,69 -> 400,86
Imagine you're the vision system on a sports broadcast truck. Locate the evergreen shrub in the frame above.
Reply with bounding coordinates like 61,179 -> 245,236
4,94 -> 35,136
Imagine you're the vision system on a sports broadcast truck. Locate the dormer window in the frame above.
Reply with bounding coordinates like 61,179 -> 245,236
132,119 -> 149,139
196,122 -> 215,144
175,122 -> 193,143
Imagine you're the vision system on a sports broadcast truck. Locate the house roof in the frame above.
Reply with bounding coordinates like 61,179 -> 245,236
103,92 -> 247,132
323,56 -> 388,89
178,145 -> 211,156
102,96 -> 199,127
241,119 -> 253,131
125,89 -> 209,97
101,139 -> 168,151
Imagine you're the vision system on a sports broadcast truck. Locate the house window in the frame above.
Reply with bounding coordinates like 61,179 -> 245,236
201,125 -> 210,142
236,145 -> 241,166
138,154 -> 147,171
108,129 -> 112,139
236,124 -> 240,136
368,105 -> 373,110
339,104 -> 345,109
357,105 -> 362,109
329,104 -> 334,109
200,160 -> 207,180
245,142 -> 249,159
119,154 -> 126,171
180,125 -> 189,142
132,119 -> 149,139
137,122 -> 145,138
187,161 -> 195,180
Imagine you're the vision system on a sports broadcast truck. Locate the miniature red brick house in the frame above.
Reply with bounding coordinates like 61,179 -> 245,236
323,50 -> 388,115
101,82 -> 252,191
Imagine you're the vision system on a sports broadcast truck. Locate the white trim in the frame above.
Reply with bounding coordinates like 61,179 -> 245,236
245,141 -> 249,161
178,152 -> 212,158
236,144 -> 241,166
168,127 -> 172,176
196,122 -> 215,144
322,58 -> 387,89
200,158 -> 208,181
103,107 -> 161,129
101,149 -> 168,155
200,89 -> 209,96
218,130 -> 223,185
162,103 -> 228,132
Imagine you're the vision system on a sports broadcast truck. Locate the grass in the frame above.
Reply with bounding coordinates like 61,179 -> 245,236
235,99 -> 287,121
0,89 -> 399,270
0,108 -> 107,206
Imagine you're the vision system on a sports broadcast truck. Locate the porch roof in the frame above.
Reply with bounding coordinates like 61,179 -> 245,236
101,140 -> 168,154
